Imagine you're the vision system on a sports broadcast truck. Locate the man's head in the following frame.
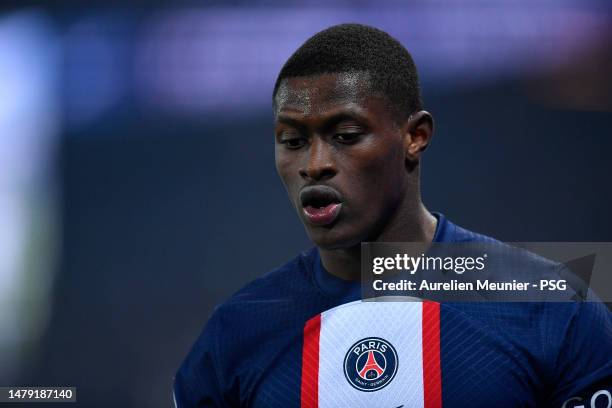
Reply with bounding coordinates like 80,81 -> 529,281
273,23 -> 423,124
273,24 -> 433,250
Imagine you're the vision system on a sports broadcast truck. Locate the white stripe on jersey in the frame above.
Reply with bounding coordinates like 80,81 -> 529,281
317,300 -> 425,408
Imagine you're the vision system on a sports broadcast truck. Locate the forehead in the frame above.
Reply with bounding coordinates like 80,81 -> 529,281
274,72 -> 375,118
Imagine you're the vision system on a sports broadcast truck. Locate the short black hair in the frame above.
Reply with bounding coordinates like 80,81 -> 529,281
273,23 -> 423,121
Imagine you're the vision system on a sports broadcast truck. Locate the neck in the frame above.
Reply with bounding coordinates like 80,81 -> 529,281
319,191 -> 437,281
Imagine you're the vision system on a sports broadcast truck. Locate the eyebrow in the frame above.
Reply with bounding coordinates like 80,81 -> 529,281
276,111 -> 369,131
275,115 -> 306,130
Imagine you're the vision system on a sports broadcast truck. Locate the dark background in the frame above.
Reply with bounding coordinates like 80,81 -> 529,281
0,1 -> 610,407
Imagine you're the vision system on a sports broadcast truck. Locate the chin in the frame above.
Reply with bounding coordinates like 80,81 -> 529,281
307,226 -> 363,251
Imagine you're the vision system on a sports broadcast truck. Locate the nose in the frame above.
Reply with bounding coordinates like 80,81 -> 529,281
299,137 -> 336,181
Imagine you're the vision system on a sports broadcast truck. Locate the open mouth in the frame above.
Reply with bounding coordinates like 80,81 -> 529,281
299,185 -> 343,226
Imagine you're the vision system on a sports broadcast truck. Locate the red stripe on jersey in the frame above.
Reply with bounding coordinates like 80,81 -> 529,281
422,301 -> 442,408
301,314 -> 321,408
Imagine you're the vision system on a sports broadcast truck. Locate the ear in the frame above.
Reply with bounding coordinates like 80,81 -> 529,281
402,110 -> 434,161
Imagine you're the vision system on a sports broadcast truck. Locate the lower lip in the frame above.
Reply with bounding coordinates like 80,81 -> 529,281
303,203 -> 342,226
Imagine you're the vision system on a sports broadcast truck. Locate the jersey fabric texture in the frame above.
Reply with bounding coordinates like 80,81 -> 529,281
173,213 -> 612,407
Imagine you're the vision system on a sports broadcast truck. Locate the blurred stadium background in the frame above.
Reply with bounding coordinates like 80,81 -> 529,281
0,0 -> 610,406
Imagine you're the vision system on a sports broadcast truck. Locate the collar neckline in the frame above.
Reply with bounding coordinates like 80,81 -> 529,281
312,212 -> 452,298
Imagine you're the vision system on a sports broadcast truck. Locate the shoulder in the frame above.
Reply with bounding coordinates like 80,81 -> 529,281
202,247 -> 325,341
443,217 -> 611,375
443,216 -> 501,244
174,248 -> 321,404
445,215 -> 560,272
219,247 -> 317,309
184,247 -> 318,348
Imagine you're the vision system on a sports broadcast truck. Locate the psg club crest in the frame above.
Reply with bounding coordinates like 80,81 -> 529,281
343,337 -> 398,392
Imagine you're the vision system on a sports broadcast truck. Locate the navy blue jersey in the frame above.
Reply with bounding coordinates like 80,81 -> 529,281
174,214 -> 611,407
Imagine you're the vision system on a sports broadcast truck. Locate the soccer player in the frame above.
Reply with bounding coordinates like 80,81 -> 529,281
174,24 -> 611,407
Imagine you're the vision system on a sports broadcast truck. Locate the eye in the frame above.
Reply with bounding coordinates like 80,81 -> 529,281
334,132 -> 362,144
281,137 -> 307,149
278,131 -> 307,149
333,123 -> 365,144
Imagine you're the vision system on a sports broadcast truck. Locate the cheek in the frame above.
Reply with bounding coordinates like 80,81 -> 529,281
343,141 -> 405,210
350,139 -> 404,182
275,151 -> 298,190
